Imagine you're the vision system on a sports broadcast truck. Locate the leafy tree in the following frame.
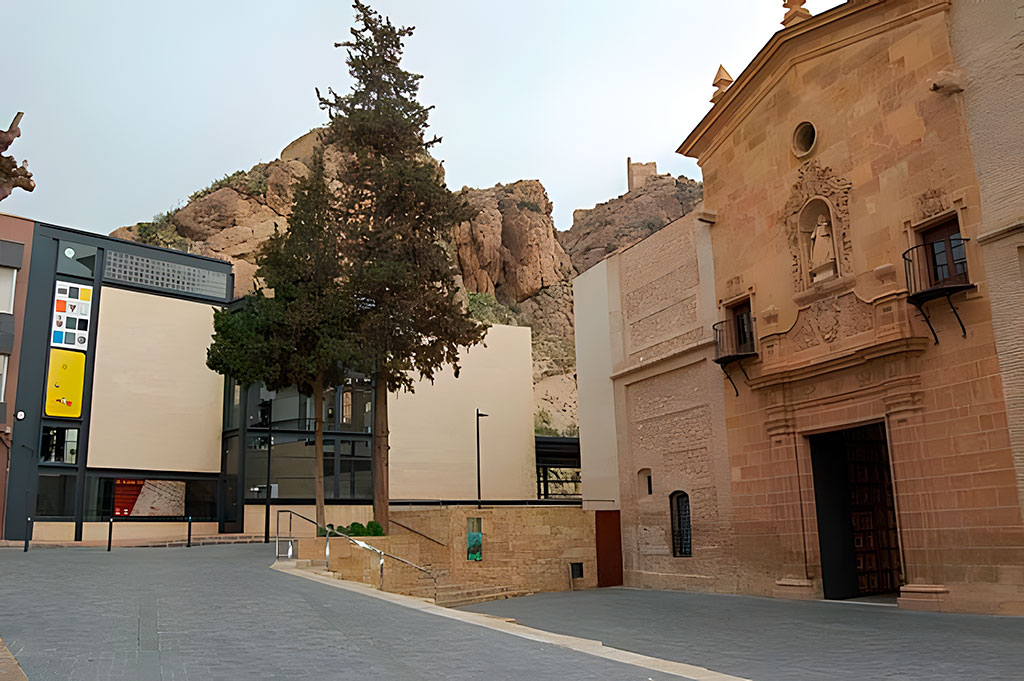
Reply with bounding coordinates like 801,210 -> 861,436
319,1 -> 485,531
207,149 -> 358,527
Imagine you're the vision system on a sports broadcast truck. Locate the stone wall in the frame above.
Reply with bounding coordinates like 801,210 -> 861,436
680,0 -> 1024,614
300,507 -> 598,599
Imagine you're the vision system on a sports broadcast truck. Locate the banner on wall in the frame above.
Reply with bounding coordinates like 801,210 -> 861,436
44,348 -> 85,418
50,280 -> 93,349
467,517 -> 482,561
113,479 -> 186,516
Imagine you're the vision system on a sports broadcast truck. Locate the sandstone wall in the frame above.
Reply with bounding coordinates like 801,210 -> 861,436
300,506 -> 598,599
685,0 -> 1023,613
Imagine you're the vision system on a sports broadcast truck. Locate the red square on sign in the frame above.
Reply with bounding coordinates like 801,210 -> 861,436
56,300 -> 66,312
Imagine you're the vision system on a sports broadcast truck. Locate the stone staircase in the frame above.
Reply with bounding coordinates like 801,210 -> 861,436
434,584 -> 533,608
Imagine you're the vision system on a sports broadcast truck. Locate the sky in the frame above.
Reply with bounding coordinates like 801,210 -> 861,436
3,0 -> 844,233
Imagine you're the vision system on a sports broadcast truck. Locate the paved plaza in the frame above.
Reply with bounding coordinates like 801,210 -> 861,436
3,543 -> 1022,680
463,586 -> 1024,681
0,544 -> 682,681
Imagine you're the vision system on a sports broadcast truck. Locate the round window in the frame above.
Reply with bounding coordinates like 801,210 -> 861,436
792,121 -> 817,157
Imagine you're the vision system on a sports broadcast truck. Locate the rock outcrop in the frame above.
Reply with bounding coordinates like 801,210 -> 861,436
455,181 -> 574,305
558,169 -> 702,274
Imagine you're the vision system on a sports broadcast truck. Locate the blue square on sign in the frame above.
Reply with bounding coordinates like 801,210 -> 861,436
52,331 -> 62,344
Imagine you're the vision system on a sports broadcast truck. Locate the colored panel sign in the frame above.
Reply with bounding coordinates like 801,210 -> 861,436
50,281 -> 93,349
45,348 -> 85,418
113,479 -> 186,517
467,517 -> 482,561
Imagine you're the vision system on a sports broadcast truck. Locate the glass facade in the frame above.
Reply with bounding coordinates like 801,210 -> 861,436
83,476 -> 217,521
35,470 -> 77,518
40,425 -> 79,464
226,373 -> 375,508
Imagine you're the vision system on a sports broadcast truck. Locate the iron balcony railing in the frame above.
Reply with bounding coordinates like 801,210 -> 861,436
902,236 -> 973,306
713,313 -> 757,365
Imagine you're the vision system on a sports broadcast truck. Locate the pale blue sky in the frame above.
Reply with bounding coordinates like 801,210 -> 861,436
3,0 -> 843,233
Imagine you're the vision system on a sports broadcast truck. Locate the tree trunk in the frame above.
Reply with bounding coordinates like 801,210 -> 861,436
372,376 -> 390,533
313,375 -> 326,529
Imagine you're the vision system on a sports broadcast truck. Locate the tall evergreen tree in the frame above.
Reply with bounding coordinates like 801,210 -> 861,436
320,1 -> 485,532
207,150 -> 358,528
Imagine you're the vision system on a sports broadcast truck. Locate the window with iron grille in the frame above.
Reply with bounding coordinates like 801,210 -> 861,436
670,491 -> 692,557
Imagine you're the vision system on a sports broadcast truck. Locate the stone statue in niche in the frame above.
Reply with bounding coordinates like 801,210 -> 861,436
808,212 -> 836,282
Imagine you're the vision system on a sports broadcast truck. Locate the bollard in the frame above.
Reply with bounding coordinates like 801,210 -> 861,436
187,516 -> 192,548
325,533 -> 330,569
107,517 -> 113,551
23,516 -> 31,552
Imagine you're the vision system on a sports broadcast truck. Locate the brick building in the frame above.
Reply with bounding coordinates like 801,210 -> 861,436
575,0 -> 1024,614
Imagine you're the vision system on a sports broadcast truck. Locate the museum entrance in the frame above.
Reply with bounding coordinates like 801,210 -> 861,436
809,422 -> 901,600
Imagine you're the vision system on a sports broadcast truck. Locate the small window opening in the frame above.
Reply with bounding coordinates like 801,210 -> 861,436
793,121 -> 817,156
670,491 -> 692,557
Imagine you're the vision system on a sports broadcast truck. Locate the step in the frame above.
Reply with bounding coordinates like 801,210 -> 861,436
435,585 -> 533,608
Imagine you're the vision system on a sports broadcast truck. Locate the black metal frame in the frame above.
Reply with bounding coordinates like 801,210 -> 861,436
670,490 -> 692,558
902,236 -> 974,344
713,312 -> 757,396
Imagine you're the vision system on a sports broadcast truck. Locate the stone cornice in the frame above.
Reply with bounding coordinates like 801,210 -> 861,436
677,0 -> 950,163
748,336 -> 930,390
610,336 -> 715,381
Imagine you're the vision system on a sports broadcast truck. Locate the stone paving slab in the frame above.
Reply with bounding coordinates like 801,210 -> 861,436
0,637 -> 28,681
460,587 -> 1024,681
0,544 -> 688,681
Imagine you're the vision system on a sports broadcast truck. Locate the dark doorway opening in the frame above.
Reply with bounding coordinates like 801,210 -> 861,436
809,423 -> 900,600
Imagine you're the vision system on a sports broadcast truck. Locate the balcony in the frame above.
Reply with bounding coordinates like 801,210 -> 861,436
901,236 -> 975,342
902,236 -> 974,307
713,313 -> 757,366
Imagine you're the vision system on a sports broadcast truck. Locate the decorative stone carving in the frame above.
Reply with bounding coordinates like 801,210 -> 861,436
809,213 -> 837,282
784,292 -> 874,353
711,65 -> 734,104
782,0 -> 812,27
915,189 -> 948,223
783,161 -> 853,293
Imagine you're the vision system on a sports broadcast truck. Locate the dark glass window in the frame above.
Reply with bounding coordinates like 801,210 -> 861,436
84,477 -> 217,521
730,301 -> 755,355
922,219 -> 968,287
40,426 -> 79,464
670,491 -> 692,557
36,471 -> 76,517
341,379 -> 373,433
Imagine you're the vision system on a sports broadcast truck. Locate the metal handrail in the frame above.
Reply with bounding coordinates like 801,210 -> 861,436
902,236 -> 971,297
713,313 -> 757,361
274,509 -> 439,600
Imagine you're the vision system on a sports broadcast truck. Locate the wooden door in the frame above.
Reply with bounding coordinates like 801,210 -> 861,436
595,510 -> 623,587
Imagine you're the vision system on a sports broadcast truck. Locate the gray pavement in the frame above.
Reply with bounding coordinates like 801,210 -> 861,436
0,544 -> 683,681
462,586 -> 1024,681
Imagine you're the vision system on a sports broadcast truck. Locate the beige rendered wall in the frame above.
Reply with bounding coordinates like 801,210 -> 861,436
573,259 -> 621,510
952,0 -> 1024,508
388,324 -> 535,501
87,287 -> 223,472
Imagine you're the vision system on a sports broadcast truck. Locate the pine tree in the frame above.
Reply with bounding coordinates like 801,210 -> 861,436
320,1 -> 485,532
207,149 -> 359,528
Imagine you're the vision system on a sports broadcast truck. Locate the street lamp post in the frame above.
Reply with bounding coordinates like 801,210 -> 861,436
476,409 -> 488,509
262,397 -> 273,543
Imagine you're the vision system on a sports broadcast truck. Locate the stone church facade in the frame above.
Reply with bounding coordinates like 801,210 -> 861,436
576,0 -> 1024,614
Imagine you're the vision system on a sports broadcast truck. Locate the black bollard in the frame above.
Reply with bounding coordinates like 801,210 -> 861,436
107,517 -> 113,551
187,516 -> 192,548
23,516 -> 31,552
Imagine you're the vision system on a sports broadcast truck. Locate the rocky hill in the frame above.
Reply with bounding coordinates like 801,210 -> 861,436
112,134 -> 700,437
558,166 -> 703,274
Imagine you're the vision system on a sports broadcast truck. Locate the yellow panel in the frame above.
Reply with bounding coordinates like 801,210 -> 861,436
45,348 -> 85,418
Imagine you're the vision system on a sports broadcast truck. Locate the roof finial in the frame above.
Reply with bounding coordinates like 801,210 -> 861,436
782,0 -> 811,27
710,65 -> 734,104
